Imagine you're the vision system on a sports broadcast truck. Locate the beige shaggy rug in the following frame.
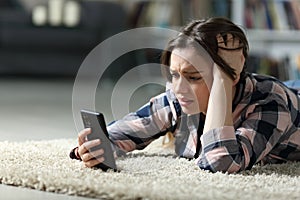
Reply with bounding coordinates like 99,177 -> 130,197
0,138 -> 300,200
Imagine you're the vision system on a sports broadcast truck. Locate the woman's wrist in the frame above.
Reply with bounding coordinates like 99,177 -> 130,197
213,65 -> 233,85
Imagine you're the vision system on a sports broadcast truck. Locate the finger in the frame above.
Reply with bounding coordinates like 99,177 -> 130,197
230,34 -> 242,50
84,157 -> 105,168
216,34 -> 226,48
218,33 -> 242,50
233,37 -> 240,49
83,139 -> 101,152
227,33 -> 235,48
78,139 -> 101,157
77,145 -> 88,157
78,128 -> 91,146
81,148 -> 104,162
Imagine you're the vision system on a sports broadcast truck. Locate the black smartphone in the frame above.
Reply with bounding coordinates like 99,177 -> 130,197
80,110 -> 117,171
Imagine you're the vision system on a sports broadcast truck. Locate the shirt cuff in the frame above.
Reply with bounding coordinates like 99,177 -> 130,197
201,126 -> 236,148
69,147 -> 82,161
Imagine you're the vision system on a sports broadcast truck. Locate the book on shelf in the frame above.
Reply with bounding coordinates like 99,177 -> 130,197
273,0 -> 290,29
290,0 -> 300,29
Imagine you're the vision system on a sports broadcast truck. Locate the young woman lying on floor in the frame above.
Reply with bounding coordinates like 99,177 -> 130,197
70,17 -> 300,173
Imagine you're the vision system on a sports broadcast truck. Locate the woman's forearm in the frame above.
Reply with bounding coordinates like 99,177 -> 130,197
204,67 -> 234,133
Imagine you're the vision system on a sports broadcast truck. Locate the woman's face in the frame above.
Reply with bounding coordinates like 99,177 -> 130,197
169,48 -> 212,115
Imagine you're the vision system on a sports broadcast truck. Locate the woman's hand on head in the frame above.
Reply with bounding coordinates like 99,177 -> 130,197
216,33 -> 245,84
77,128 -> 105,168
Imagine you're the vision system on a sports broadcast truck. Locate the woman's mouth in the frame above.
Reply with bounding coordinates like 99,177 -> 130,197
178,98 -> 194,107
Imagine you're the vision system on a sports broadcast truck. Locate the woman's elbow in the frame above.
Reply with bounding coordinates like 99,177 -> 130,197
197,154 -> 242,173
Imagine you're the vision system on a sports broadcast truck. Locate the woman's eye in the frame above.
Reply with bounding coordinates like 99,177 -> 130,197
189,76 -> 202,81
170,73 -> 179,79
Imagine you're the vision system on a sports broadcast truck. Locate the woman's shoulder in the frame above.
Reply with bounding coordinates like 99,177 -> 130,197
247,73 -> 282,85
246,73 -> 290,92
247,73 -> 299,92
244,73 -> 299,104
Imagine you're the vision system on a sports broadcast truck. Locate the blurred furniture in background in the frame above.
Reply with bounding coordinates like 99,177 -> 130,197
0,0 -> 232,78
0,0 -> 127,77
2,0 -> 299,81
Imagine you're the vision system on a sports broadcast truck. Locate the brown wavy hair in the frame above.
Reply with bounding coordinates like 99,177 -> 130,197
161,17 -> 249,81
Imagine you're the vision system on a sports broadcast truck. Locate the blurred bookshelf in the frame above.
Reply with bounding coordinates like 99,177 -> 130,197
122,0 -> 232,28
116,0 -> 233,78
97,0 -> 300,81
3,0 -> 298,80
122,0 -> 300,81
231,0 -> 300,80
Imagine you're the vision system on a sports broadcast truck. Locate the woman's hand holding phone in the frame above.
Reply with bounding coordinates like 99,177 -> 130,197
77,128 -> 105,168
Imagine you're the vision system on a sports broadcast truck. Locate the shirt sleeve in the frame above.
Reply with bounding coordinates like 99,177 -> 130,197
196,98 -> 291,173
107,92 -> 175,154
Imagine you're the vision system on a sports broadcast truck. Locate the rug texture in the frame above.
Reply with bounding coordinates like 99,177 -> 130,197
0,138 -> 299,200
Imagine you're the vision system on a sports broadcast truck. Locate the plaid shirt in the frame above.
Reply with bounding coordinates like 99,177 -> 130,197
107,73 -> 300,173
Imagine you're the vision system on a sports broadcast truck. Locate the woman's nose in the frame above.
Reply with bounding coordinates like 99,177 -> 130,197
173,76 -> 190,94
